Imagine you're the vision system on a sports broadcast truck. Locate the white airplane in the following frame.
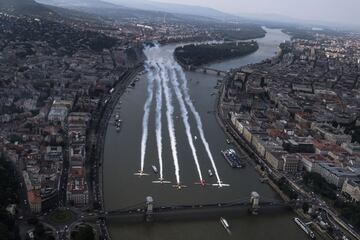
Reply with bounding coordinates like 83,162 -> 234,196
152,178 -> 171,184
172,183 -> 188,190
212,181 -> 230,188
134,170 -> 150,177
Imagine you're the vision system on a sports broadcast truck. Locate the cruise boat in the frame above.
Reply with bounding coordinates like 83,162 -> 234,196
221,149 -> 245,168
294,218 -> 316,239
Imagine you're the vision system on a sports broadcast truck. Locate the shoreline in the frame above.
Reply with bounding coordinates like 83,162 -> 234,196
95,64 -> 144,239
213,68 -> 325,239
209,46 -> 336,240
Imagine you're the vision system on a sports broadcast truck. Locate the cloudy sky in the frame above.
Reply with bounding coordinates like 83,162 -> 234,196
155,0 -> 360,26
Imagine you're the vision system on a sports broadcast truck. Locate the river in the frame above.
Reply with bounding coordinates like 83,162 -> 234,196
102,28 -> 312,240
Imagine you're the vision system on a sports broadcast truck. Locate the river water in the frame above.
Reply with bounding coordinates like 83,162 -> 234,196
103,28 -> 311,239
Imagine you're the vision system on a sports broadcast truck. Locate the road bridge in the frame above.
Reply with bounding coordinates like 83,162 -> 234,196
86,192 -> 295,224
176,61 -> 229,76
188,65 -> 228,76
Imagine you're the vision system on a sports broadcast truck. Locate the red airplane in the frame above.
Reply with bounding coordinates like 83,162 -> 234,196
195,179 -> 209,187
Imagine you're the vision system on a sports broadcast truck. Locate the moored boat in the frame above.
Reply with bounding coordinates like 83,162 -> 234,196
152,165 -> 158,174
294,218 -> 316,239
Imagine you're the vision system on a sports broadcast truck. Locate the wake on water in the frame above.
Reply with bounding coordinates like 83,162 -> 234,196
139,61 -> 155,173
167,61 -> 204,182
139,44 -> 224,186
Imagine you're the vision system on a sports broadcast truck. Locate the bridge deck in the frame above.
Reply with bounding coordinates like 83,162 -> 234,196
99,201 -> 290,223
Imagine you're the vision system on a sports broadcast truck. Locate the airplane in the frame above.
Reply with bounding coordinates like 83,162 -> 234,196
212,181 -> 230,188
195,179 -> 209,187
134,170 -> 150,177
172,183 -> 188,190
152,178 -> 171,184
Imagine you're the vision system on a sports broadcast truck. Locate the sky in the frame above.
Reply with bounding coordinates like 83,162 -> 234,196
155,0 -> 360,27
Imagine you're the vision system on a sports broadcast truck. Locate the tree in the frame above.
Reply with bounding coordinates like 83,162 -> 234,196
0,156 -> 20,240
27,217 -> 39,225
71,225 -> 94,240
34,223 -> 45,239
302,202 -> 310,214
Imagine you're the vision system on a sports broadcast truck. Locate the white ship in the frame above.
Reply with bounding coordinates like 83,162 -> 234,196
220,217 -> 230,230
294,218 -> 316,239
152,165 -> 158,174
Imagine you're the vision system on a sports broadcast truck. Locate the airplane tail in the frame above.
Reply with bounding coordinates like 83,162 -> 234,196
212,182 -> 230,188
194,180 -> 210,187
152,178 -> 171,184
172,184 -> 188,190
134,171 -> 150,176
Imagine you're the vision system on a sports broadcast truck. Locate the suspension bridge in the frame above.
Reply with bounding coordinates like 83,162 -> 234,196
86,192 -> 296,223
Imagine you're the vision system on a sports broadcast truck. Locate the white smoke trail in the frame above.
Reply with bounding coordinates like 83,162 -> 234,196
167,61 -> 203,182
159,61 -> 181,184
139,61 -> 155,173
154,64 -> 164,180
174,64 -> 223,186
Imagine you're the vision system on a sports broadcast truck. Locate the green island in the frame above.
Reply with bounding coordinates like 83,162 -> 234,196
211,26 -> 266,41
174,41 -> 259,66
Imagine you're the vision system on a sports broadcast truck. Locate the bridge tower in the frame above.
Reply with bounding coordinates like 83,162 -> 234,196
250,192 -> 260,215
145,196 -> 154,222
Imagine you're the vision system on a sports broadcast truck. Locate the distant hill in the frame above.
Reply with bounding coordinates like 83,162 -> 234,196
103,0 -> 235,20
35,0 -> 123,9
35,0 -> 222,23
36,0 -> 236,20
0,0 -> 55,17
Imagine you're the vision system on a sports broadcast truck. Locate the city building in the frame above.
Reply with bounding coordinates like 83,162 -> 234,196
314,163 -> 360,187
67,166 -> 89,206
27,190 -> 41,213
342,178 -> 360,202
282,154 -> 301,172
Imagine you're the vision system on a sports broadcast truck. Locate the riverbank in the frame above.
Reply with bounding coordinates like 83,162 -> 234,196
92,64 -> 144,239
213,74 -> 333,240
98,66 -> 144,207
